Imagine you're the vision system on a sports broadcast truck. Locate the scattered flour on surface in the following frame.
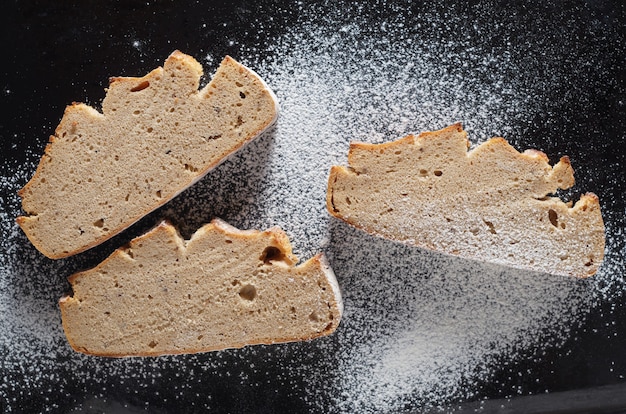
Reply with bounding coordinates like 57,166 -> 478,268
1,1 -> 624,413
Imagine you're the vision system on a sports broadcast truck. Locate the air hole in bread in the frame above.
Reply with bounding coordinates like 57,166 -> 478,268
309,311 -> 320,322
234,116 -> 244,128
345,197 -> 352,205
148,340 -> 157,348
483,220 -> 497,234
235,81 -> 243,87
239,284 -> 256,301
470,228 -> 479,236
156,190 -> 162,198
433,170 -> 443,176
419,169 -> 428,176
147,127 -> 153,133
330,194 -> 339,212
225,239 -> 233,244
548,209 -> 559,228
130,81 -> 150,92
239,91 -> 246,99
260,246 -> 286,264
133,110 -> 141,115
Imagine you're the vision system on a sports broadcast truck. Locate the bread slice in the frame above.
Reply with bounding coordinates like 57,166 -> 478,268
59,219 -> 343,357
327,123 -> 605,277
17,51 -> 278,259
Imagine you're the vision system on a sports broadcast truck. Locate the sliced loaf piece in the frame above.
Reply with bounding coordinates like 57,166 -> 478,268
327,123 -> 605,277
18,51 -> 278,259
59,219 -> 343,357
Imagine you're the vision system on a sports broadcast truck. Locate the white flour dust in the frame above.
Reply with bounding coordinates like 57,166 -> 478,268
1,2 -> 624,413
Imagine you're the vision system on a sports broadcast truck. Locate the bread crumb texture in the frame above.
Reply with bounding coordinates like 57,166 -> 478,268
17,51 -> 278,259
59,219 -> 343,357
327,123 -> 605,277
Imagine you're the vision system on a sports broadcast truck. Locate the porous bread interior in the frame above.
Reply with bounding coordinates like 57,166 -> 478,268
59,219 -> 343,357
18,51 -> 278,259
327,123 -> 605,277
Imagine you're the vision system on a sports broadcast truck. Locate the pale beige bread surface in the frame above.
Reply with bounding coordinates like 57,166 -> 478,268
59,219 -> 343,357
327,123 -> 605,277
18,51 -> 278,259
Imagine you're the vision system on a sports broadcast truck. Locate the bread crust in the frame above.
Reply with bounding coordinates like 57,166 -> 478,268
59,219 -> 343,357
18,52 -> 278,259
327,123 -> 605,277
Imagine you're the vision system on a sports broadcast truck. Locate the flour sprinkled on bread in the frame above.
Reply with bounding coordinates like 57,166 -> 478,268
59,219 -> 342,357
17,51 -> 278,259
327,123 -> 605,277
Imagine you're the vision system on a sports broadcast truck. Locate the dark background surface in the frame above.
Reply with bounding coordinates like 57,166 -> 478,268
1,1 -> 625,413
